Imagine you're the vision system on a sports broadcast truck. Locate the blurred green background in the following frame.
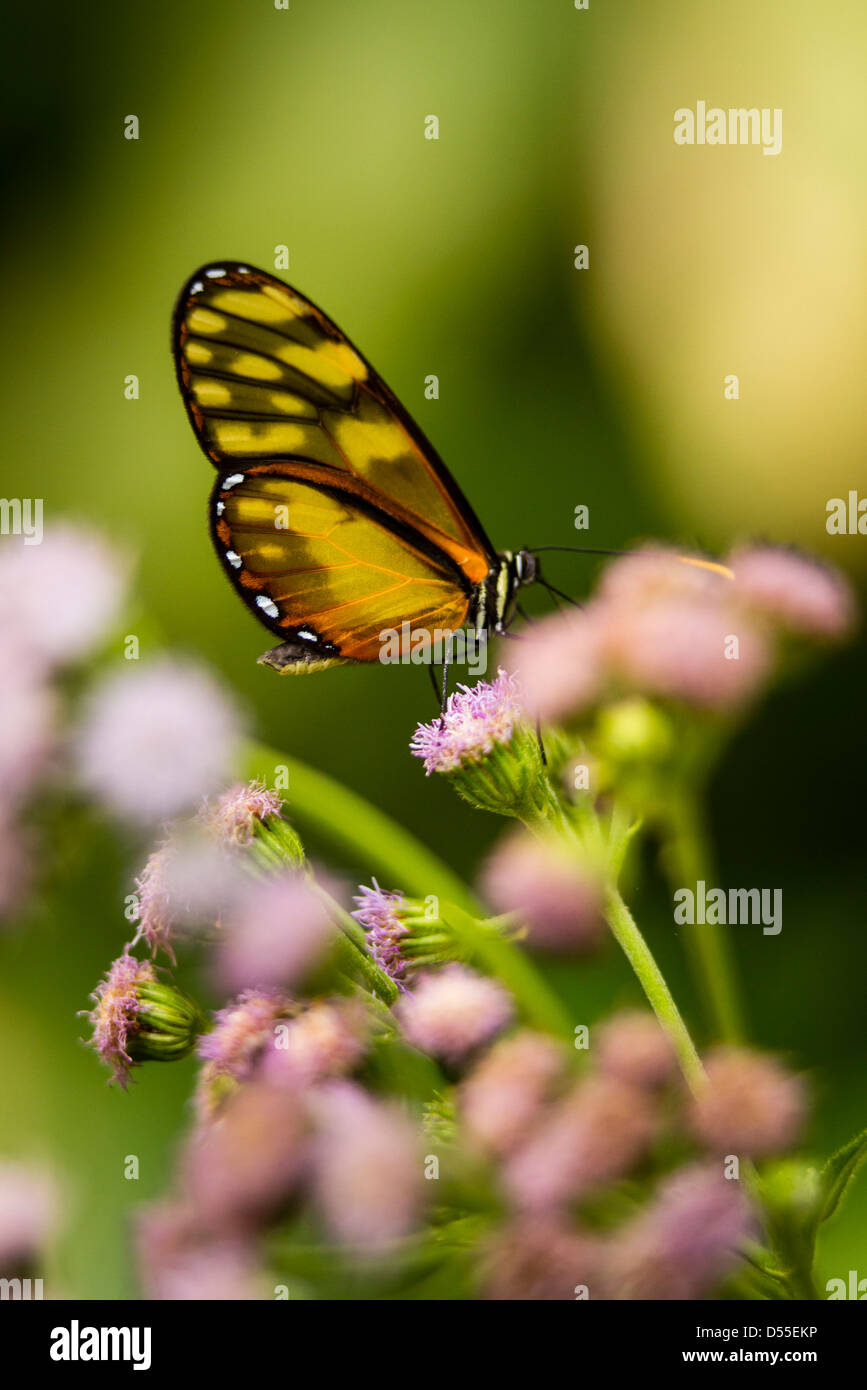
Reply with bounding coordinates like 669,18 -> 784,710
2,0 -> 866,1296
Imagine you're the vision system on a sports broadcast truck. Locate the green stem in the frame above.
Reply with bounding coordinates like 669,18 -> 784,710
603,884 -> 704,1092
244,740 -> 480,916
664,791 -> 745,1044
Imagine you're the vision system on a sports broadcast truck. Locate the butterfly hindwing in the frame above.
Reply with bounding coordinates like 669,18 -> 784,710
211,465 -> 475,668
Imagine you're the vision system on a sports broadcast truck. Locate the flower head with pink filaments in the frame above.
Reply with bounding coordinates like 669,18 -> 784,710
410,671 -> 550,818
352,880 -> 410,983
411,670 -> 524,775
200,780 -> 284,847
397,964 -> 514,1063
85,951 -> 157,1087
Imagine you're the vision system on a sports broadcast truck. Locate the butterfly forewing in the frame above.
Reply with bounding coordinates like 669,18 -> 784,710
173,264 -> 499,669
173,264 -> 495,574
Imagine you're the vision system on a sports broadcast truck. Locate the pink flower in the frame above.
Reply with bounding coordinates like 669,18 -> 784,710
595,1010 -> 677,1090
481,1216 -> 604,1300
730,545 -> 856,639
397,964 -> 513,1063
200,780 -> 283,847
0,525 -> 127,668
184,1080 -> 310,1227
410,669 -> 525,774
215,872 -> 335,995
137,1203 -> 265,1300
460,1031 -> 567,1157
598,549 -> 728,607
689,1047 -> 806,1158
504,1076 -> 656,1209
510,548 -> 780,721
259,998 -> 369,1089
196,990 -> 292,1116
0,1163 -> 58,1269
75,658 -> 243,825
603,1164 -> 755,1299
84,951 -> 156,1087
311,1082 -> 423,1252
507,607 -> 605,723
480,829 -> 604,952
604,595 -> 770,710
132,831 -> 246,960
351,880 -> 410,984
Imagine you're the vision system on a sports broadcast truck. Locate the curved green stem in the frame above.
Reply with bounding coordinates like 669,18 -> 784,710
603,884 -> 704,1093
664,790 -> 745,1044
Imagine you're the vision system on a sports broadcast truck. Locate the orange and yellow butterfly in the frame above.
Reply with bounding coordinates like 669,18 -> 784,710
172,263 -> 536,674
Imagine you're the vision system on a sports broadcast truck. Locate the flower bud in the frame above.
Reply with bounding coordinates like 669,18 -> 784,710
85,952 -> 206,1087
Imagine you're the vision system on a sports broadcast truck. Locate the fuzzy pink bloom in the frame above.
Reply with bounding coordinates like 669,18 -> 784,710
0,1163 -> 58,1268
481,1216 -> 605,1301
604,594 -> 770,710
185,1080 -> 309,1227
480,829 -> 604,952
311,1082 -> 423,1252
132,832 -> 246,960
598,549 -> 727,607
410,669 -> 525,774
595,1010 -> 677,1090
730,546 -> 856,639
215,872 -> 335,994
689,1047 -> 806,1158
200,780 -> 283,846
508,607 -> 606,723
75,658 -> 243,825
85,951 -> 156,1087
196,989 -> 292,1115
351,880 -> 410,985
460,1031 -> 567,1157
504,1076 -> 656,1210
397,964 -> 513,1063
259,998 -> 369,1089
137,1203 -> 265,1301
603,1164 -> 754,1299
0,525 -> 127,668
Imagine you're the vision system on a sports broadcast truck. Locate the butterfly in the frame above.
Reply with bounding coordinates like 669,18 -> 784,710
172,262 -> 537,679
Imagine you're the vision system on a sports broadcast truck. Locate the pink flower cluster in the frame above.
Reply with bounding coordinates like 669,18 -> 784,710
139,988 -> 422,1294
455,1019 -> 804,1299
0,526 -> 127,917
513,546 -> 855,724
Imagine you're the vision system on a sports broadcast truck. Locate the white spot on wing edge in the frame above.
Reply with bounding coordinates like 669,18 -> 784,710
205,267 -> 227,278
222,473 -> 245,489
256,594 -> 280,619
225,550 -> 242,569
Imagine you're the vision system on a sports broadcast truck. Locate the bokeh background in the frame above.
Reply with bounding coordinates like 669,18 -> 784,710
2,0 -> 866,1296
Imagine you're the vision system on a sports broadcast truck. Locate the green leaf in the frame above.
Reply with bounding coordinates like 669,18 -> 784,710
818,1125 -> 867,1225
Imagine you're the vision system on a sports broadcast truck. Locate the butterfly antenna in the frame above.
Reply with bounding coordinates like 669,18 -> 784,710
527,545 -> 733,580
536,576 -> 582,609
